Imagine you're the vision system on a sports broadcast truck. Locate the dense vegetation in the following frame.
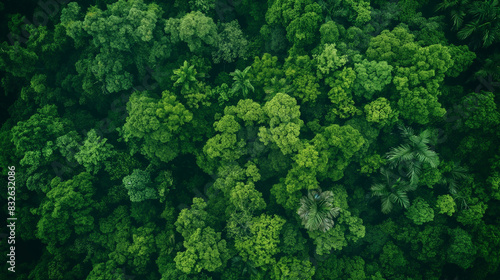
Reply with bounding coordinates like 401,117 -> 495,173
1,0 -> 500,279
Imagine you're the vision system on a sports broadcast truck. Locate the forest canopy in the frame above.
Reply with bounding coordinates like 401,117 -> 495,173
1,0 -> 500,279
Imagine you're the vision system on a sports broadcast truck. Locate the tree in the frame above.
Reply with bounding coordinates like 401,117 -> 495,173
74,129 -> 115,175
364,97 -> 399,127
284,55 -> 321,103
461,91 -> 500,131
121,90 -> 193,163
353,59 -> 393,100
312,124 -> 365,181
248,53 -> 284,89
386,126 -> 439,186
437,0 -> 500,49
34,172 -> 97,253
447,228 -> 478,269
212,20 -> 248,64
371,168 -> 412,214
297,189 -> 341,232
258,93 -> 304,155
404,197 -> 434,225
230,182 -> 266,213
326,67 -> 360,119
436,194 -> 456,216
11,104 -> 72,191
174,227 -> 230,274
175,197 -> 210,239
313,43 -> 348,79
234,214 -> 286,268
439,161 -> 470,196
265,0 -> 322,47
230,66 -> 254,98
272,256 -> 315,280
315,255 -> 366,280
172,60 -> 200,92
165,11 -> 218,53
60,0 -> 169,96
122,169 -> 157,202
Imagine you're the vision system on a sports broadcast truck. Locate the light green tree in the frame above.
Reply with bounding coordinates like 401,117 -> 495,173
174,227 -> 230,274
74,129 -> 115,175
436,194 -> 456,216
258,93 -> 304,155
405,197 -> 434,225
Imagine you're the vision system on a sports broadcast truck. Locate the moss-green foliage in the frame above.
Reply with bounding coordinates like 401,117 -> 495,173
2,0 -> 499,279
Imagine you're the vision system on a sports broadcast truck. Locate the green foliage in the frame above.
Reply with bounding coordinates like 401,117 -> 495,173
172,61 -> 200,92
74,129 -> 115,175
297,189 -> 341,232
35,172 -> 96,253
122,169 -> 157,202
272,256 -> 315,280
312,124 -> 365,181
213,20 -> 248,64
266,0 -> 322,47
11,104 -> 71,157
405,197 -> 434,225
284,55 -> 321,103
319,21 -> 341,45
175,197 -> 210,239
230,66 -> 255,98
165,11 -> 218,53
447,228 -> 478,269
353,59 -> 393,100
315,255 -> 366,280
279,223 -> 307,256
2,1 -> 499,279
61,0 -> 169,95
364,97 -> 399,126
234,214 -> 286,268
456,201 -> 487,226
371,169 -> 412,214
326,67 -> 360,119
122,90 -> 193,163
258,93 -> 304,155
461,91 -> 500,131
175,227 -> 230,274
437,0 -> 500,49
230,182 -> 266,213
436,194 -> 456,216
248,53 -> 284,89
308,224 -> 347,255
386,126 -> 439,186
314,43 -> 348,79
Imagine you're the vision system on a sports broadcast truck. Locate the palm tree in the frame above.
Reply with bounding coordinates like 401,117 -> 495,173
386,126 -> 439,186
437,0 -> 500,49
371,168 -> 412,214
297,189 -> 340,232
439,161 -> 471,210
436,0 -> 470,30
457,0 -> 500,49
440,161 -> 470,195
230,66 -> 254,98
172,61 -> 199,91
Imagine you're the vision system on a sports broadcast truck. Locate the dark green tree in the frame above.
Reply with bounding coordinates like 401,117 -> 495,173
297,189 -> 341,232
